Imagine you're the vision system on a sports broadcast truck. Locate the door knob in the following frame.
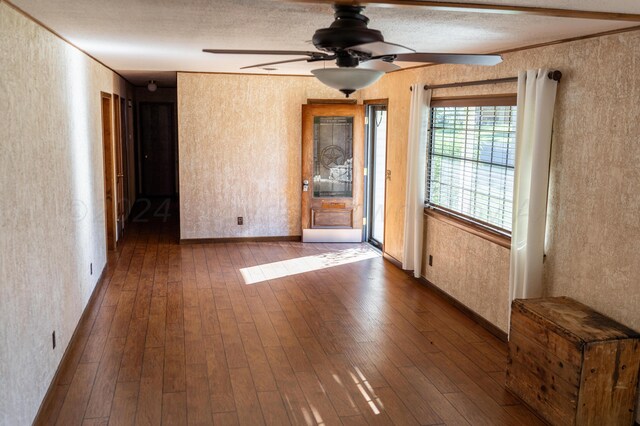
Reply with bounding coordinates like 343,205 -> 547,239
302,180 -> 309,192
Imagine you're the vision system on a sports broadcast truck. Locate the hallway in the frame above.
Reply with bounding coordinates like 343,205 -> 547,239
36,203 -> 542,425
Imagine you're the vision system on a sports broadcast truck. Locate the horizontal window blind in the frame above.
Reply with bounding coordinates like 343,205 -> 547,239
426,104 -> 517,233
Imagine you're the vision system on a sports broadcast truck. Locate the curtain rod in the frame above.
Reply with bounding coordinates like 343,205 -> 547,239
410,70 -> 562,91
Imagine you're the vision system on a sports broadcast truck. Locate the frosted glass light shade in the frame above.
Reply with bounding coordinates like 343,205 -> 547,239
311,68 -> 384,92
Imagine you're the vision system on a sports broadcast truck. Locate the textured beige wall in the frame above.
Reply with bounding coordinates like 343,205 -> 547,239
421,216 -> 512,331
0,4 -> 127,424
361,30 -> 640,339
177,72 -> 343,239
358,76 -> 412,261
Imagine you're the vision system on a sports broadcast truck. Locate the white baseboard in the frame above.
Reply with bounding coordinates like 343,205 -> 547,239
302,228 -> 363,243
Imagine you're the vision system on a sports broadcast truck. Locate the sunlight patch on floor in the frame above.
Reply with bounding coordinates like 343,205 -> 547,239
310,404 -> 324,425
350,367 -> 383,415
239,247 -> 379,285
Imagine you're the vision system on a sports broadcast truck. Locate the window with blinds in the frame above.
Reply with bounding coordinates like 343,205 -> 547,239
426,97 -> 517,234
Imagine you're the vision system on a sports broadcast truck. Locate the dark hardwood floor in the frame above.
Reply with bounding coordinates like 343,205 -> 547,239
35,201 -> 543,425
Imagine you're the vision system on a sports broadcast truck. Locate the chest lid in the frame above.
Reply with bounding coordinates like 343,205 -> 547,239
513,297 -> 640,344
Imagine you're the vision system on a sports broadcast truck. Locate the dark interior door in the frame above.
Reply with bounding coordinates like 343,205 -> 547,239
139,102 -> 176,196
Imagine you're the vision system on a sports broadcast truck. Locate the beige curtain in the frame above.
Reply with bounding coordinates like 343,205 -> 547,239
509,69 -> 559,301
402,85 -> 432,278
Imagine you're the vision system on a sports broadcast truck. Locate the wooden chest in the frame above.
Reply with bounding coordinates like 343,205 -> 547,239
507,297 -> 640,426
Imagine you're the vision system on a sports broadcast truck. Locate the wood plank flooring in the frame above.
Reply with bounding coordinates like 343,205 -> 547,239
35,203 -> 544,425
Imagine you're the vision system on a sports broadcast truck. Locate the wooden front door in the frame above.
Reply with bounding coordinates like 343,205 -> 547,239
301,103 -> 365,242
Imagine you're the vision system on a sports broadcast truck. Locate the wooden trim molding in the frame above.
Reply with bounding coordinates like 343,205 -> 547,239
177,70 -> 315,78
180,235 -> 302,244
380,253 -> 508,342
425,208 -> 511,249
100,93 -> 116,251
307,98 -> 358,104
496,24 -> 640,55
4,1 -> 134,86
417,276 -> 509,342
322,0 -> 640,22
383,252 -> 403,269
431,93 -> 517,107
34,264 -> 109,422
363,98 -> 389,105
389,25 -> 640,74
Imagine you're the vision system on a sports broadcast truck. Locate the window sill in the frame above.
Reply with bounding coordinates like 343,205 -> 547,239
424,208 -> 511,249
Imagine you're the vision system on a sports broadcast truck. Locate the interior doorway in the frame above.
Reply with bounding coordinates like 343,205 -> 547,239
364,101 -> 388,250
113,94 -> 125,237
100,92 -> 116,250
301,103 -> 365,243
138,102 -> 177,197
120,96 -> 130,222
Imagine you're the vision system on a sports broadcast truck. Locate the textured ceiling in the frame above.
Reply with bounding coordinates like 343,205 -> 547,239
407,0 -> 640,14
10,0 -> 639,85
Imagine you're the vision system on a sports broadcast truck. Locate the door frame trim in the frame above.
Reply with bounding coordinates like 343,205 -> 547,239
113,94 -> 124,237
363,99 -> 389,251
100,92 -> 116,250
301,103 -> 365,241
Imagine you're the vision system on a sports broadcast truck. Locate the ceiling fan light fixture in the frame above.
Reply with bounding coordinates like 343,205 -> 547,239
311,68 -> 383,97
147,80 -> 158,92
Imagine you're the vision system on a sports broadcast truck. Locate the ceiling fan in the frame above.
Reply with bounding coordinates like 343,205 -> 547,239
203,4 -> 502,97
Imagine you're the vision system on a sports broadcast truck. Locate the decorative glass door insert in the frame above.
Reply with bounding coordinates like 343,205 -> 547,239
313,116 -> 353,198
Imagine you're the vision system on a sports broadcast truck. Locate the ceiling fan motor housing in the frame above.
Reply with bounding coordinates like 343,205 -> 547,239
312,5 -> 383,66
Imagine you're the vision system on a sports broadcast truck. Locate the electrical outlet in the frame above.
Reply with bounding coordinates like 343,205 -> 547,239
90,262 -> 93,275
237,217 -> 243,225
428,255 -> 433,266
52,331 -> 56,350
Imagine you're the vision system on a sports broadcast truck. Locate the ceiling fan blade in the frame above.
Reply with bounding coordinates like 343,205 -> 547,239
348,41 -> 415,56
203,49 -> 326,57
240,57 -> 314,70
392,52 -> 503,66
358,60 -> 400,72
